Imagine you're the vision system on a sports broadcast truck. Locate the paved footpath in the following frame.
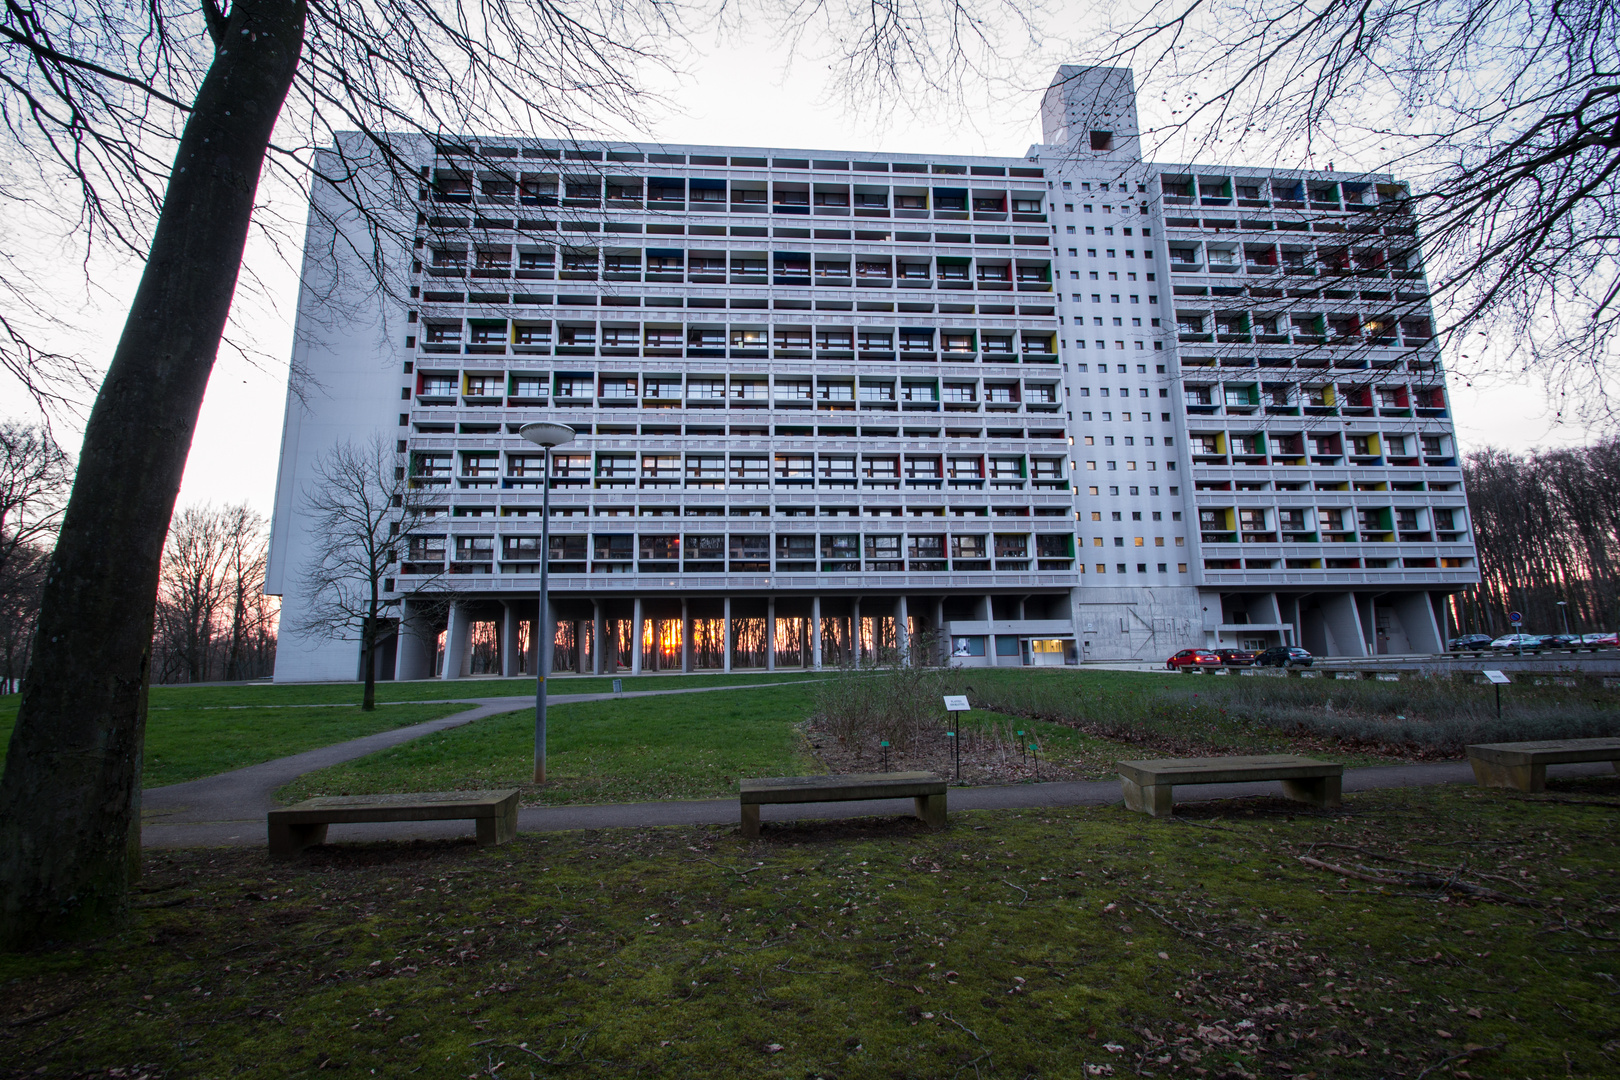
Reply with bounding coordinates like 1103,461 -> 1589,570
143,682 -> 782,847
143,683 -> 1614,849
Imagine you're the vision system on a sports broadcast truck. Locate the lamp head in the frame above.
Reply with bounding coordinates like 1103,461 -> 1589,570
518,421 -> 576,448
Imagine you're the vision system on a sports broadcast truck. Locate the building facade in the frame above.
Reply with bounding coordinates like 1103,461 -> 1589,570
265,65 -> 1478,681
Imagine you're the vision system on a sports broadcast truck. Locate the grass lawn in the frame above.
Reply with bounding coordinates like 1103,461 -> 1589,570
142,669 -> 821,709
278,668 -> 1512,809
278,683 -> 823,806
0,698 -> 472,788
4,778 -> 1617,1077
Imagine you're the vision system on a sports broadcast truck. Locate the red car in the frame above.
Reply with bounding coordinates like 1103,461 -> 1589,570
1166,648 -> 1222,670
1215,648 -> 1257,666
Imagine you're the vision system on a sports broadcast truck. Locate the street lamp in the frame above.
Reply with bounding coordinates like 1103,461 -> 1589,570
1557,600 -> 1570,638
518,421 -> 576,783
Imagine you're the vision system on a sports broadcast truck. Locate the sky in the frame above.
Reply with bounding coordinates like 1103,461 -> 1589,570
2,23 -> 1604,520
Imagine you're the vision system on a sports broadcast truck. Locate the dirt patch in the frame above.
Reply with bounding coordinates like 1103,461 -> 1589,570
803,719 -> 1093,784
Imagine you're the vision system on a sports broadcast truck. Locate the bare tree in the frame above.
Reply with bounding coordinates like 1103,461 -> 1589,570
0,423 -> 73,693
296,435 -> 441,711
1082,0 -> 1620,428
150,503 -> 271,684
0,545 -> 49,694
0,422 -> 72,584
153,506 -> 232,684
220,506 -> 273,682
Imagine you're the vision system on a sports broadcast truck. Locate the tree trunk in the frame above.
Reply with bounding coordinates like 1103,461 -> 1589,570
361,613 -> 378,712
0,0 -> 306,946
227,576 -> 247,681
361,575 -> 382,711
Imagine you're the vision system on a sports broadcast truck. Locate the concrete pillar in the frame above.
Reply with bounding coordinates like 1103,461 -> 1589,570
723,597 -> 733,672
681,599 -> 692,672
500,602 -> 519,676
896,595 -> 909,665
395,598 -> 436,681
1391,591 -> 1443,654
592,601 -> 604,675
811,595 -> 823,670
851,597 -> 862,665
631,597 -> 644,675
987,594 -> 1000,667
1277,594 -> 1301,647
766,596 -> 777,671
1321,592 -> 1368,657
442,600 -> 472,680
935,597 -> 947,665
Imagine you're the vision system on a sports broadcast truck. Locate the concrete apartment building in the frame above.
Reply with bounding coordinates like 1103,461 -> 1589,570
264,65 -> 1478,681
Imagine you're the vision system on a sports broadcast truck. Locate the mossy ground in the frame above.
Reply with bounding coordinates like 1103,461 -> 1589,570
4,779 -> 1617,1079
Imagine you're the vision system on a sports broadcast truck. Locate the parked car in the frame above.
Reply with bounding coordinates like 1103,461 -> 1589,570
1215,648 -> 1257,666
1166,648 -> 1222,670
1447,633 -> 1494,651
1547,634 -> 1584,648
1580,632 -> 1618,647
1489,633 -> 1544,651
1255,646 -> 1314,668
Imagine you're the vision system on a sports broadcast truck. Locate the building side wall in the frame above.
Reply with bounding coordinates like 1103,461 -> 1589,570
269,141 -> 417,682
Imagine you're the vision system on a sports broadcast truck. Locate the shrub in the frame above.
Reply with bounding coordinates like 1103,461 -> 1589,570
941,669 -> 1620,757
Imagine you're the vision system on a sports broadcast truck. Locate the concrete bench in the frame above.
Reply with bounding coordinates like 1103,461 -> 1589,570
739,772 -> 946,838
268,789 -> 520,856
1116,754 -> 1343,817
1466,737 -> 1620,793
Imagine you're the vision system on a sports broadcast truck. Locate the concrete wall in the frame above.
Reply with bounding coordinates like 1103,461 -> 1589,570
268,137 -> 421,682
1072,585 -> 1204,660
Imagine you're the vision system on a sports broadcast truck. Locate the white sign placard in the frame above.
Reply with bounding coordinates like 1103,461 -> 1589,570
942,695 -> 971,712
1483,669 -> 1511,685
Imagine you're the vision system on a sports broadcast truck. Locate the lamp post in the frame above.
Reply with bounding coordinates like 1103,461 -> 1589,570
518,421 -> 576,783
1557,600 -> 1570,638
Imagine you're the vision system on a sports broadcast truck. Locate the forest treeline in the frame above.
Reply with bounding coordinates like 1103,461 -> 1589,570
151,503 -> 277,683
0,420 -> 276,687
1454,441 -> 1620,636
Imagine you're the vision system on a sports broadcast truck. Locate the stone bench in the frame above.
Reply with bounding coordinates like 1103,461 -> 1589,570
268,789 -> 520,856
1116,754 -> 1343,817
739,772 -> 946,838
1466,737 -> 1620,793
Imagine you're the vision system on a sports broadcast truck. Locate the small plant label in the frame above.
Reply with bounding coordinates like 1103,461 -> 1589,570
1483,670 -> 1511,684
943,695 -> 971,712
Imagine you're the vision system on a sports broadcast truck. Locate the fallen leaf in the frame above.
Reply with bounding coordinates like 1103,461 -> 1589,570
1436,1029 -> 1452,1039
764,1043 -> 784,1054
